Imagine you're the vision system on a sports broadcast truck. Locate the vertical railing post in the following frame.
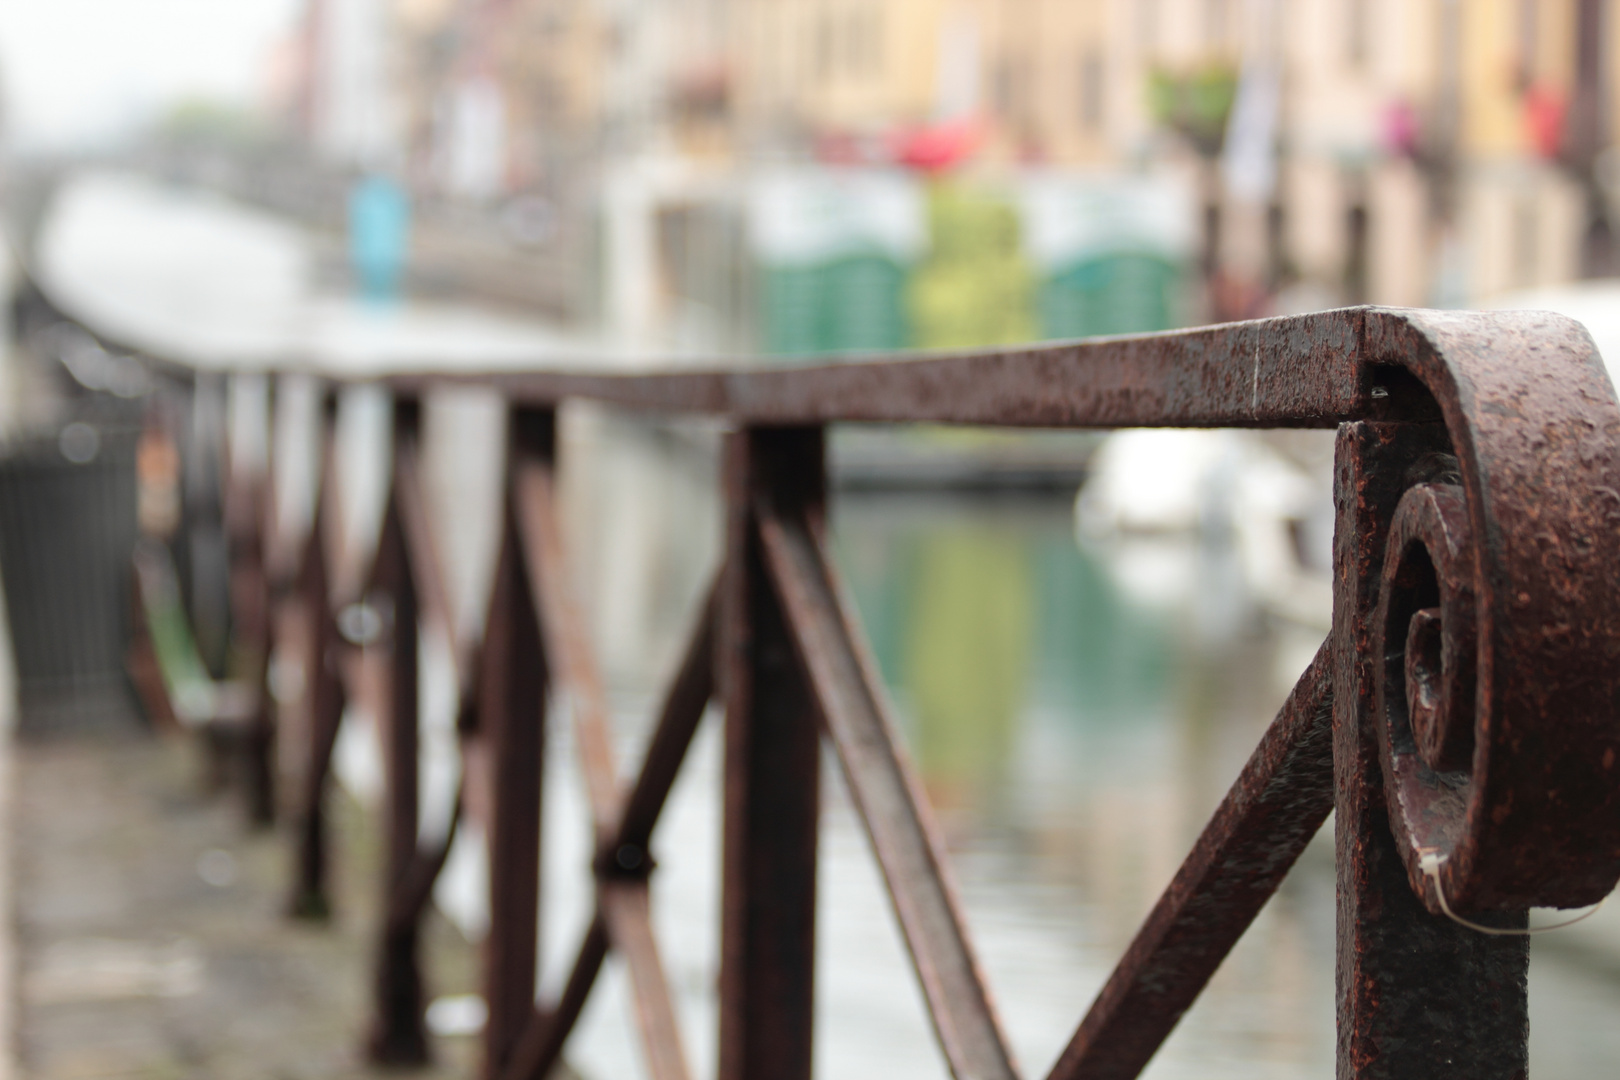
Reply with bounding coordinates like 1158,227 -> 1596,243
480,404 -> 552,1080
718,426 -> 824,1080
289,386 -> 345,920
370,393 -> 430,1064
226,372 -> 276,825
184,369 -> 232,678
1332,421 -> 1529,1079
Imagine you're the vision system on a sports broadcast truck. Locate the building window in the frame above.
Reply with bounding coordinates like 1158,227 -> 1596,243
994,58 -> 1019,119
1516,0 -> 1537,89
1345,203 -> 1369,303
1513,197 -> 1538,287
1206,0 -> 1228,49
864,8 -> 884,76
817,10 -> 835,82
1266,201 -> 1288,288
1080,50 -> 1104,131
1202,201 -> 1222,280
1348,0 -> 1368,69
846,8 -> 875,76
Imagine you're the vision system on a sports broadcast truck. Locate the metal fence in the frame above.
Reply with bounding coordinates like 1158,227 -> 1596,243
142,305 -> 1620,1080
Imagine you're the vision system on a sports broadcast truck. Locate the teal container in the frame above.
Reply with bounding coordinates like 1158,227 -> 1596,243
761,264 -> 823,356
761,253 -> 909,358
1038,252 -> 1181,340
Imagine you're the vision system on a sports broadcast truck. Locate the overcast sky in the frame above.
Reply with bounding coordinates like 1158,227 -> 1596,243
0,0 -> 301,151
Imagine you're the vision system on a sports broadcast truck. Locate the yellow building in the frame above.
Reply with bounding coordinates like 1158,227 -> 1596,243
364,0 -> 1620,328
730,0 -> 1131,165
729,0 -> 1617,313
1274,0 -> 1595,308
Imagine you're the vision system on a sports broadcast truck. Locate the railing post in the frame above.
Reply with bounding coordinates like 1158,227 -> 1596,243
480,404 -> 552,1080
288,387 -> 344,920
369,394 -> 430,1064
226,372 -> 276,825
1331,421 -> 1528,1080
718,426 -> 823,1080
183,369 -> 232,678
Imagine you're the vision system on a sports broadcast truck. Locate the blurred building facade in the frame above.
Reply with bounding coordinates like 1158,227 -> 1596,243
287,0 -> 1620,337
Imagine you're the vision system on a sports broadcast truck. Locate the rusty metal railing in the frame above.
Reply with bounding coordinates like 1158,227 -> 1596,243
166,306 -> 1620,1079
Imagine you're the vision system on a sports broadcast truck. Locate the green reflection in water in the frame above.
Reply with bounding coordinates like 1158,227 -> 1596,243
1027,534 -> 1173,728
902,529 -> 1031,806
836,497 -> 1176,814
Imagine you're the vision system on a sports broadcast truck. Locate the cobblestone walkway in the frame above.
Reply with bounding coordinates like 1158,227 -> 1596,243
12,735 -> 480,1080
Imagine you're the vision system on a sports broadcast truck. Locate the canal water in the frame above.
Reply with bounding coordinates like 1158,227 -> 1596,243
329,398 -> 1620,1080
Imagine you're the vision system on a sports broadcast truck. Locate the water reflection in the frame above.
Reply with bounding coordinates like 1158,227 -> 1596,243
353,410 -> 1620,1080
829,490 -> 1334,1078
836,491 -> 1311,837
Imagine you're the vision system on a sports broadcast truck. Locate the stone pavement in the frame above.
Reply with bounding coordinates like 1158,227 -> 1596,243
11,734 -> 481,1080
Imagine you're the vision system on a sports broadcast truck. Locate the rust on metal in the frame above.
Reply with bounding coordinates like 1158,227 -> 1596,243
757,495 -> 1018,1080
1334,421 -> 1529,1080
500,916 -> 611,1080
1360,310 -> 1620,911
286,413 -> 346,922
391,311 -> 1374,428
174,303 -> 1620,1080
511,407 -> 699,1080
365,478 -> 430,1066
599,881 -> 694,1080
476,408 -> 551,1080
613,581 -> 718,855
494,583 -> 718,1080
718,428 -> 823,1080
513,457 -> 622,832
392,427 -> 476,685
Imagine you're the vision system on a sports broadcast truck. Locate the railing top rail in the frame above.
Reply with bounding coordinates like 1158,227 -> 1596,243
368,306 -> 1597,430
111,256 -> 1620,1078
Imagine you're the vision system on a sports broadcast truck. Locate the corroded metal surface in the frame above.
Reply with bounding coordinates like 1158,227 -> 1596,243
393,310 -> 1375,427
513,421 -> 695,1080
757,490 -> 1017,1080
717,429 -> 822,1080
182,303 -> 1620,1080
1361,309 -> 1620,912
476,411 -> 549,1080
1334,421 -> 1529,1080
366,458 -> 429,1066
285,415 -> 346,923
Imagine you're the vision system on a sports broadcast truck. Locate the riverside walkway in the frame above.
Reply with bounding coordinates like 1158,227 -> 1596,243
12,737 -> 476,1080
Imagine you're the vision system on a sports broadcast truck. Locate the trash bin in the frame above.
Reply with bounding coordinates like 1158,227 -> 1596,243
0,420 -> 140,736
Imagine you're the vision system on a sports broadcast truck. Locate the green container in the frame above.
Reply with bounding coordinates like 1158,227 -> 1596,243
1038,252 -> 1182,340
908,183 -> 1035,351
761,253 -> 909,358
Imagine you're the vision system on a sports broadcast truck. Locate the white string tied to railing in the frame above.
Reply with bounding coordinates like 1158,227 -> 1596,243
1418,849 -> 1609,937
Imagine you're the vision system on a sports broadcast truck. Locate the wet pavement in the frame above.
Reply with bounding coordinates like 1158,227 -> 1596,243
11,735 -> 479,1080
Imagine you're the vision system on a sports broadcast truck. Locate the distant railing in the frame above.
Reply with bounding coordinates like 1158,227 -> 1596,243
132,307 -> 1620,1079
